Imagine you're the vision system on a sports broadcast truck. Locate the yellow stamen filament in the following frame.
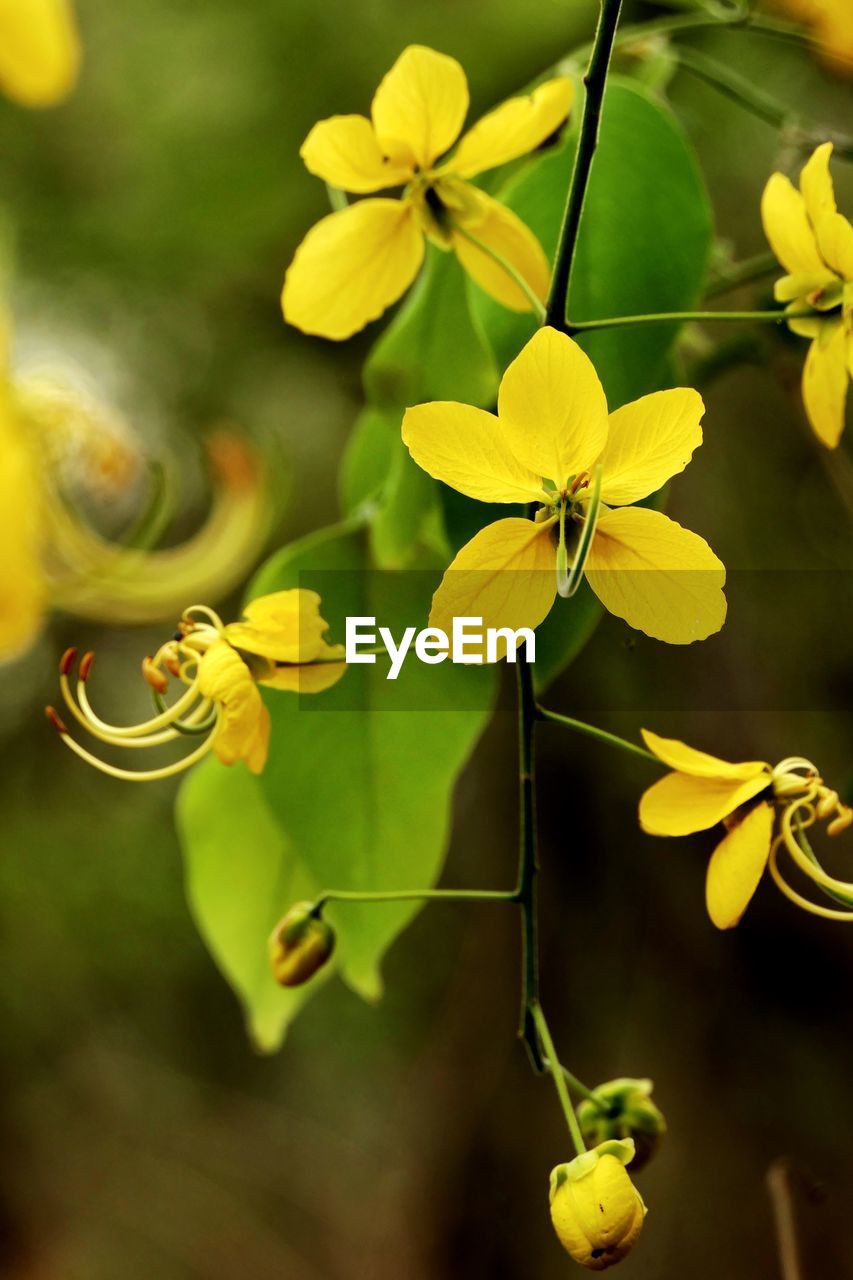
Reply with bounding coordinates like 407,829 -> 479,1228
768,839 -> 853,922
55,722 -> 218,782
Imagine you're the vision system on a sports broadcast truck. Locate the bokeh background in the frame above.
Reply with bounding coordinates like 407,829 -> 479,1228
1,1 -> 851,1276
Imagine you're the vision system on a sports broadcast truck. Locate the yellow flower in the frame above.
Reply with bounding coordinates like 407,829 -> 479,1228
761,142 -> 853,447
0,319 -> 271,661
282,45 -> 573,339
0,0 -> 80,107
46,590 -> 347,779
639,730 -> 853,928
403,325 -> 726,649
549,1139 -> 646,1271
767,0 -> 853,77
268,902 -> 336,988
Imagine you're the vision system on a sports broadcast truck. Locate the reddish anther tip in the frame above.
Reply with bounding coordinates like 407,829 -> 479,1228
78,651 -> 95,682
59,647 -> 78,676
45,706 -> 68,735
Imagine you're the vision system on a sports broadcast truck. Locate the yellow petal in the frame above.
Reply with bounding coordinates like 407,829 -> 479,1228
0,0 -> 80,107
799,142 -> 836,227
814,211 -> 853,280
429,517 -> 556,661
451,188 -> 549,312
224,589 -> 344,664
282,198 -> 424,340
761,172 -> 826,277
402,401 -> 548,505
640,771 -> 771,836
705,801 -> 775,929
640,729 -> 769,782
496,326 -> 608,487
596,388 -> 705,506
444,76 -> 574,179
198,641 -> 270,774
0,393 -> 45,658
261,661 -> 347,694
802,321 -> 848,448
299,114 -> 414,193
371,45 -> 468,171
585,507 -> 726,644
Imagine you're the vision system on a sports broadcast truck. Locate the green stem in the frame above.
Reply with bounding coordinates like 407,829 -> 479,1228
537,706 -> 657,763
546,0 -> 624,331
311,887 -> 517,914
565,307 -> 808,334
674,44 -> 791,131
452,223 -> 546,321
704,251 -> 779,299
561,1064 -> 604,1108
531,1002 -> 587,1155
516,656 -> 543,1070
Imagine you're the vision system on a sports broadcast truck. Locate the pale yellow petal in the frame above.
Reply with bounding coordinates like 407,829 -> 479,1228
814,211 -> 853,280
0,0 -> 80,107
282,198 -> 424,340
799,142 -> 836,226
224,589 -> 343,664
0,394 -> 45,658
640,729 -> 770,782
300,115 -> 414,193
402,401 -> 548,504
496,326 -> 608,487
451,189 -> 549,313
640,771 -> 771,836
429,518 -> 556,661
371,45 -> 468,170
444,76 -> 574,179
801,321 -> 848,448
761,172 -> 826,277
596,388 -> 704,507
706,801 -> 775,929
585,507 -> 726,644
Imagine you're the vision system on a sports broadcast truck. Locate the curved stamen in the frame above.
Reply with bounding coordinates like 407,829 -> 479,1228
768,838 -> 853,921
182,605 -> 225,630
557,463 -> 602,600
53,719 -> 218,781
779,800 -> 853,897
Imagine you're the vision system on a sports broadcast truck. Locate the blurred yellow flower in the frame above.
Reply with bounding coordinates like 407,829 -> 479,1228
47,590 -> 347,779
282,45 -> 573,339
403,326 -> 725,650
549,1139 -> 646,1271
0,0 -> 80,107
639,730 -> 853,928
0,322 -> 272,662
761,142 -> 852,446
767,0 -> 853,77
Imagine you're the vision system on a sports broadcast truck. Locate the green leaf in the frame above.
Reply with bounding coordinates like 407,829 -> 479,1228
247,523 -> 497,1003
338,406 -> 398,517
471,78 -> 713,407
176,759 -> 326,1053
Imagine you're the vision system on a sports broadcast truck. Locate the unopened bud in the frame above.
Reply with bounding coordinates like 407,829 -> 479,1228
269,902 -> 335,987
577,1079 -> 666,1172
549,1140 -> 646,1271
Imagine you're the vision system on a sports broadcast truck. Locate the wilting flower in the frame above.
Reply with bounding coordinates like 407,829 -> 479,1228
577,1079 -> 666,1172
269,902 -> 336,987
282,44 -> 573,339
767,0 -> 853,77
640,729 -> 853,927
0,0 -> 81,107
0,329 -> 271,662
46,590 -> 347,779
761,142 -> 852,447
403,326 -> 725,649
549,1139 -> 646,1271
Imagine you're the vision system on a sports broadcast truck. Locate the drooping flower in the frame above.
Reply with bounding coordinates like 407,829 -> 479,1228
767,0 -> 853,77
0,0 -> 81,107
639,729 -> 853,927
0,323 -> 271,662
576,1079 -> 666,1173
46,591 -> 347,779
403,326 -> 726,649
761,141 -> 852,447
549,1139 -> 646,1271
282,45 -> 573,339
269,902 -> 336,988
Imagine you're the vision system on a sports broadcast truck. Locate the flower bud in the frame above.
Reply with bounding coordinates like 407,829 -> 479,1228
549,1139 -> 646,1271
268,902 -> 335,987
577,1078 -> 665,1172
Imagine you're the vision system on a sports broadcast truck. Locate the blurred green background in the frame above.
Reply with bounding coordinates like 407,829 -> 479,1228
1,1 -> 851,1276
